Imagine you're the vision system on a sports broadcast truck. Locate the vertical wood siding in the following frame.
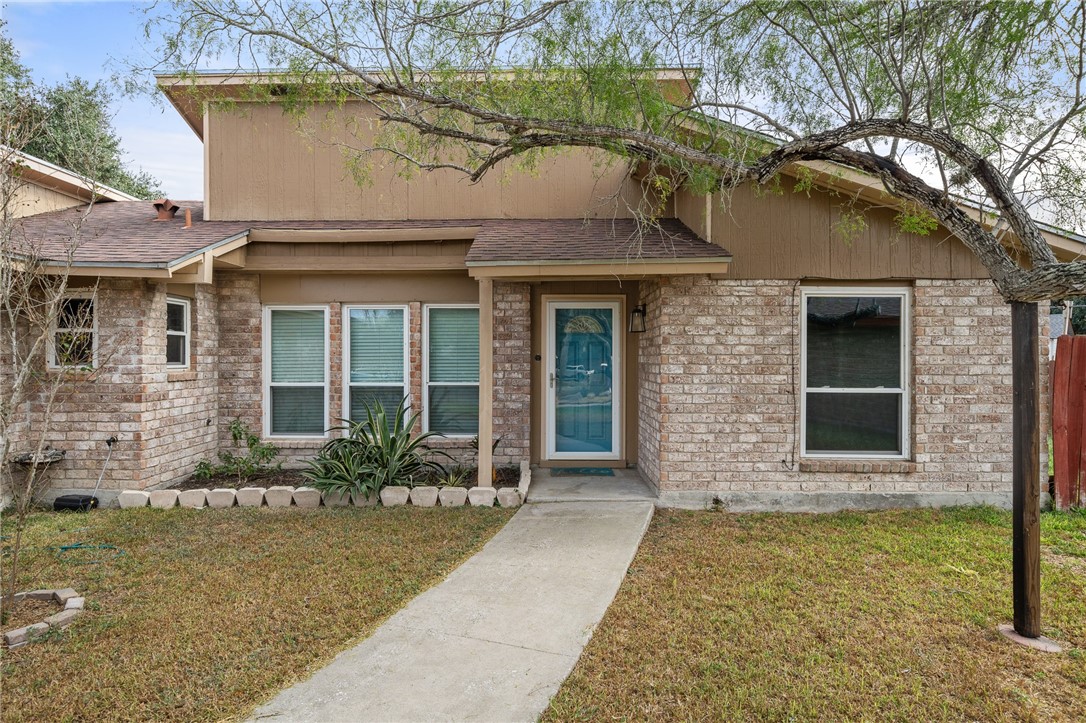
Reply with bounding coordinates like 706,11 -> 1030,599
675,183 -> 991,281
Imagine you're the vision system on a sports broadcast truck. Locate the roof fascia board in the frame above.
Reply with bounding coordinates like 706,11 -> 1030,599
467,258 -> 731,279
6,147 -> 141,202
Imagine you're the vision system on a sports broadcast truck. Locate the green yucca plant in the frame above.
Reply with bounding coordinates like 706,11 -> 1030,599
302,397 -> 447,501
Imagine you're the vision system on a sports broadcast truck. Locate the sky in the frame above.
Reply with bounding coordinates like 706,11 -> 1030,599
2,0 -> 204,198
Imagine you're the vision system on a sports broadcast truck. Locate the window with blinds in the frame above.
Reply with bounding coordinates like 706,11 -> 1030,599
346,306 -> 408,420
425,306 -> 479,435
266,307 -> 327,436
801,288 -> 910,458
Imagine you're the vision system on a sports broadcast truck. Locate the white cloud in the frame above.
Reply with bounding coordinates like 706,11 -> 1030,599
114,120 -> 204,198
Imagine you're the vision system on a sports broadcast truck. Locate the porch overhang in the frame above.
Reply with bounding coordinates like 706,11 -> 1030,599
466,257 -> 731,280
464,217 -> 732,281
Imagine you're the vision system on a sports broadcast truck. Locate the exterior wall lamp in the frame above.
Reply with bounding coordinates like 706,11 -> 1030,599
628,304 -> 647,333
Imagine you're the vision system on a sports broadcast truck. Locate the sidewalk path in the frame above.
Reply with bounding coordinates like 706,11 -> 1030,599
249,500 -> 654,722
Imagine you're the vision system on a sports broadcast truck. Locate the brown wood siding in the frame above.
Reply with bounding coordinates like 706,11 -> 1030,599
675,183 -> 990,280
529,280 -> 639,467
207,102 -> 658,221
12,183 -> 82,218
259,272 -> 479,304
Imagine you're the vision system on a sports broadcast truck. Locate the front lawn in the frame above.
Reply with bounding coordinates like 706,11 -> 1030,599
1,505 -> 512,722
547,507 -> 1086,722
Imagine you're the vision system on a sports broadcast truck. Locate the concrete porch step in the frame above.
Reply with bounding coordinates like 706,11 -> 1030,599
526,468 -> 657,503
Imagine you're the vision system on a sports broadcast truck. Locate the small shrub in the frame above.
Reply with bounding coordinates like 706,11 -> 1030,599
193,419 -> 281,485
302,398 -> 447,499
440,466 -> 472,488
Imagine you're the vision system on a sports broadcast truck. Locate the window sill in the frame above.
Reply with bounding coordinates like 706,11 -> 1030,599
799,460 -> 916,474
167,370 -> 196,382
46,368 -> 97,379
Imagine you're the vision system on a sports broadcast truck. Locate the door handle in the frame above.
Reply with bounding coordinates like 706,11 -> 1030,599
549,372 -> 556,388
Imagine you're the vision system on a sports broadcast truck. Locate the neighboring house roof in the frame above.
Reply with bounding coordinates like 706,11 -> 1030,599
465,218 -> 728,264
5,146 -> 141,205
14,200 -> 728,279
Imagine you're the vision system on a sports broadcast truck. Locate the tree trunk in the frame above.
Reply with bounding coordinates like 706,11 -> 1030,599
1011,301 -> 1041,638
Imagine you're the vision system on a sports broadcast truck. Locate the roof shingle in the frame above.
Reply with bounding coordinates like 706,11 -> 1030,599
14,201 -> 729,267
465,218 -> 729,264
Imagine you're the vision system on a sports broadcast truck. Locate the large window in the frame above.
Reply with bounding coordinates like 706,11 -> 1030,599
344,306 -> 409,420
801,288 -> 909,458
166,297 -> 191,369
424,305 -> 479,436
50,295 -> 96,368
264,306 -> 328,437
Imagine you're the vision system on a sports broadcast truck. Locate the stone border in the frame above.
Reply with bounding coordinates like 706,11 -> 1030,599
3,588 -> 85,648
117,484 -> 524,510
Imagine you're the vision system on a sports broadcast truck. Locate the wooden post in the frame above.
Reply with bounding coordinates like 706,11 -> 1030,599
1011,301 -> 1041,638
478,278 -> 494,487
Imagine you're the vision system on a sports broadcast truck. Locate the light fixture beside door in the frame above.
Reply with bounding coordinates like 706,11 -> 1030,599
628,304 -> 647,333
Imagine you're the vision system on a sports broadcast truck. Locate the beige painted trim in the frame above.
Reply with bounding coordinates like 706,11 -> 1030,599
170,250 -> 215,284
248,227 -> 479,243
6,146 -> 140,203
244,256 -> 467,272
478,278 -> 494,488
203,102 -> 211,220
214,248 -> 247,268
40,263 -> 172,278
469,259 -> 730,279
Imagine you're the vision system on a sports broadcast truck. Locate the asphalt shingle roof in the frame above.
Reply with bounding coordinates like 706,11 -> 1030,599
15,201 -> 728,267
465,218 -> 729,264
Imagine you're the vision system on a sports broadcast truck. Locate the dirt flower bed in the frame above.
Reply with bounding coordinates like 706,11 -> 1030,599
171,466 -> 521,492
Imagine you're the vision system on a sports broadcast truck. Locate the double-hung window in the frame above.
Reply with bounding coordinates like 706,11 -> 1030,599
50,295 -> 96,368
265,306 -> 328,437
166,297 -> 191,369
801,287 -> 909,458
345,306 -> 409,420
424,305 -> 479,436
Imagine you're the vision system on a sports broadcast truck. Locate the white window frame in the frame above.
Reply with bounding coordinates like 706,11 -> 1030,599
799,286 -> 911,460
422,303 -> 480,437
166,296 -> 191,370
262,305 -> 330,439
341,304 -> 411,422
47,292 -> 98,369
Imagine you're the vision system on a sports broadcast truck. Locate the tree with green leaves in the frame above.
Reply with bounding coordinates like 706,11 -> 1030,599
147,1 -> 1085,639
0,22 -> 161,199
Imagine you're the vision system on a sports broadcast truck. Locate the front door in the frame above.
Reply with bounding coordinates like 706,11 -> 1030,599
545,300 -> 622,460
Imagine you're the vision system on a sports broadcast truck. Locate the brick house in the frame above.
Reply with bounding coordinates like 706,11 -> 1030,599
7,73 -> 1083,509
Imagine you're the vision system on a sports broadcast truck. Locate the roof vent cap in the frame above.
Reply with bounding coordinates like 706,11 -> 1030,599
152,198 -> 180,221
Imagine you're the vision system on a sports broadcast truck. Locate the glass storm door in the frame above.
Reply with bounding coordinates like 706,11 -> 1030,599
545,300 -> 621,460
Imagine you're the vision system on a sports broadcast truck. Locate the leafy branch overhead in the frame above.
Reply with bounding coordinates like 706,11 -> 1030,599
148,0 -> 1086,301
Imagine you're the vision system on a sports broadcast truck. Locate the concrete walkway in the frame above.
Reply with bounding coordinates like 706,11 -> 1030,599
249,500 -> 654,722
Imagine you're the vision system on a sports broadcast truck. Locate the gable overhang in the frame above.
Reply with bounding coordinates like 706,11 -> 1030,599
7,147 -> 141,204
156,68 -> 699,142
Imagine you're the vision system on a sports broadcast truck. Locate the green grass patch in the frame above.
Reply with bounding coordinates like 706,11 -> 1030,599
1,505 -> 512,721
546,507 -> 1086,722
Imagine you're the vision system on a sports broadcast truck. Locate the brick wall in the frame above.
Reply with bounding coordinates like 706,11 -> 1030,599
492,282 -> 531,467
636,279 -> 664,492
140,283 -> 220,488
3,275 -> 220,490
637,277 -> 1049,503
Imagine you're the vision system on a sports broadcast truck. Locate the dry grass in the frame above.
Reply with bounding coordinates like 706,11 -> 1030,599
546,507 -> 1086,722
1,505 -> 512,722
